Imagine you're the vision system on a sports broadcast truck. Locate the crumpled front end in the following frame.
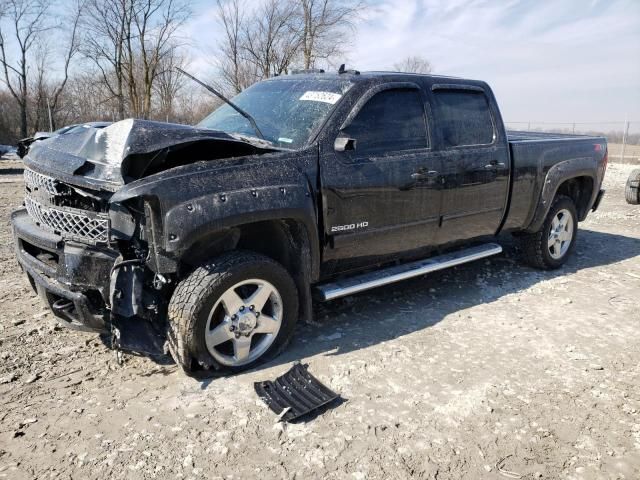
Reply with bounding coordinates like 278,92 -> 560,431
12,208 -> 115,332
12,167 -> 118,332
12,163 -> 170,351
12,119 -> 282,352
23,118 -> 276,191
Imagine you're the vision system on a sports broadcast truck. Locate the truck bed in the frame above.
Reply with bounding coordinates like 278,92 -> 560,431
507,130 -> 597,142
503,130 -> 607,233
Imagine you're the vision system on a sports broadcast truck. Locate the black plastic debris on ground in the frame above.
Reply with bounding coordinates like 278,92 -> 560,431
255,363 -> 340,422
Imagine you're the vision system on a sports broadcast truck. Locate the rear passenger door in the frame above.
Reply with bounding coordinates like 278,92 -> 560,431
430,85 -> 510,245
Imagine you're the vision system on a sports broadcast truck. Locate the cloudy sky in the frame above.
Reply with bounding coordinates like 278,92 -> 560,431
187,0 -> 640,132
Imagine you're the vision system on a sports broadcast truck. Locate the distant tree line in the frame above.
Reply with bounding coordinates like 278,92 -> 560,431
0,0 -> 369,144
1,0 -> 199,142
0,0 -> 439,146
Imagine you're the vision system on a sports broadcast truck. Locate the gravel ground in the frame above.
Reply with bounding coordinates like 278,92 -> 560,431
0,160 -> 638,480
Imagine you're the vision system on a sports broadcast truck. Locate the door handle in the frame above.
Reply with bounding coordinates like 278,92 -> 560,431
484,161 -> 506,169
411,170 -> 438,180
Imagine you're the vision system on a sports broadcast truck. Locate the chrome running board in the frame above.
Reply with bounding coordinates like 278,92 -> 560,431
315,243 -> 502,301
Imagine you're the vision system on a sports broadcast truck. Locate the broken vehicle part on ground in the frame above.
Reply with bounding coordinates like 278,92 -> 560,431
254,363 -> 340,422
11,68 -> 607,376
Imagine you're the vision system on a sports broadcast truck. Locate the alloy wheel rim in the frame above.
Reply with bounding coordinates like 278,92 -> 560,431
548,209 -> 573,260
205,278 -> 283,367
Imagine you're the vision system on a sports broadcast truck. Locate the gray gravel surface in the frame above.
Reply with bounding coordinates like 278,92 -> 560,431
0,161 -> 638,479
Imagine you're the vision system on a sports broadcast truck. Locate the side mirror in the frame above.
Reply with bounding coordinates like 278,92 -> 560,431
334,136 -> 356,152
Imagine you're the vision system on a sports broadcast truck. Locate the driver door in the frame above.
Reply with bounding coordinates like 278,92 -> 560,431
320,84 -> 442,271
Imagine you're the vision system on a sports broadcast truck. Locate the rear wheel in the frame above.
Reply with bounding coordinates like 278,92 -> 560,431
519,195 -> 578,270
625,169 -> 640,205
167,251 -> 298,375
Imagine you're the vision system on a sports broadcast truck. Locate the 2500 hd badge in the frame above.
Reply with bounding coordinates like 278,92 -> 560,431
330,221 -> 369,233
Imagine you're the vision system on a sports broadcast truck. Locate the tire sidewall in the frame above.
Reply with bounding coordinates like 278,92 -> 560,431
188,256 -> 298,373
626,169 -> 640,205
540,197 -> 578,268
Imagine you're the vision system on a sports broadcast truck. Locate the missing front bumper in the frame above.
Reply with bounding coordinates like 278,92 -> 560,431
12,209 -> 116,333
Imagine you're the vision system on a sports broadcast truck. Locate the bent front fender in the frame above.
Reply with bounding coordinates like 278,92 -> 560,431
109,150 -> 321,279
162,183 -> 319,272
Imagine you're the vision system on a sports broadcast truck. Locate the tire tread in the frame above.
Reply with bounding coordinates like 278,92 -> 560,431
167,251 -> 294,374
625,168 -> 640,205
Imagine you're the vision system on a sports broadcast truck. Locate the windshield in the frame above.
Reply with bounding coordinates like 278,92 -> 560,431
197,78 -> 353,149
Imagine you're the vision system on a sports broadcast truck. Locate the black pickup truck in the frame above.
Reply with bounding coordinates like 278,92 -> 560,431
12,70 -> 607,374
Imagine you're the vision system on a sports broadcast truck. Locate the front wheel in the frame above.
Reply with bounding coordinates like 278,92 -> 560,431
167,251 -> 299,375
519,195 -> 578,270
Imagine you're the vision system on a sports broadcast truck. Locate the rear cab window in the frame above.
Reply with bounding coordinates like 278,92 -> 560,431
431,87 -> 495,147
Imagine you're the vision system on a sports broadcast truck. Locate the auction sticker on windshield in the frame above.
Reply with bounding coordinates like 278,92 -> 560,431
299,91 -> 342,104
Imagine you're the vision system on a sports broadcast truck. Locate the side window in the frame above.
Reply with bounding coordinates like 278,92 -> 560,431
344,88 -> 428,154
431,89 -> 495,147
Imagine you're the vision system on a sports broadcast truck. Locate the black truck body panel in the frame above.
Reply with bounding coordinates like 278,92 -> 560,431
109,147 -> 322,280
10,71 -> 607,347
505,131 -> 607,232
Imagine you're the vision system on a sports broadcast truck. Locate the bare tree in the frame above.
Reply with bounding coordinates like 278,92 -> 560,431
128,0 -> 190,118
215,0 -> 362,94
62,69 -> 121,123
1,0 -> 368,141
82,0 -> 190,120
82,0 -> 130,118
215,0 -> 257,94
30,44 -> 49,131
241,0 -> 301,79
171,86 -> 219,125
27,0 -> 85,132
47,0 -> 85,130
154,44 -> 186,122
298,0 -> 361,70
393,55 -> 433,74
0,0 -> 50,137
0,88 -> 22,142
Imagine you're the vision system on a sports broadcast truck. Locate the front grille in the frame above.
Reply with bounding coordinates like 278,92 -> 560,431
24,168 -> 59,196
24,196 -> 110,244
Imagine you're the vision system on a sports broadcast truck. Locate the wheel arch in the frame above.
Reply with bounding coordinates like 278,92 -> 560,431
178,217 -> 318,326
555,176 -> 594,220
525,157 -> 599,232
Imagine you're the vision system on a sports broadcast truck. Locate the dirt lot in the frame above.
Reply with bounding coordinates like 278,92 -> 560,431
0,159 -> 638,480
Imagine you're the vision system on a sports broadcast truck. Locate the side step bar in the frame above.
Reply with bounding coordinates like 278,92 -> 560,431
314,243 -> 502,301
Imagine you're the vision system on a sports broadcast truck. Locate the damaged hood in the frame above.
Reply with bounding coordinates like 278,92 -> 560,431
25,119 -> 276,192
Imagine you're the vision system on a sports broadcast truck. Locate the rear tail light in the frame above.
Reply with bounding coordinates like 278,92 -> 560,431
595,143 -> 608,174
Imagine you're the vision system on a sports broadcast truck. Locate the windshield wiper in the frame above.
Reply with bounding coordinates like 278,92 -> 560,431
176,68 -> 265,140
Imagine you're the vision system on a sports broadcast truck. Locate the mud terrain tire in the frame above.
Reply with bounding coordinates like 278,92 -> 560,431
167,251 -> 298,375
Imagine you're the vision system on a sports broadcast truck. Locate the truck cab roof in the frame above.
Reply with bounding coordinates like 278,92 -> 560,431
270,70 -> 488,90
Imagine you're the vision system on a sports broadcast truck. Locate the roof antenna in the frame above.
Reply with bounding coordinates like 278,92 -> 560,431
338,64 -> 346,74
